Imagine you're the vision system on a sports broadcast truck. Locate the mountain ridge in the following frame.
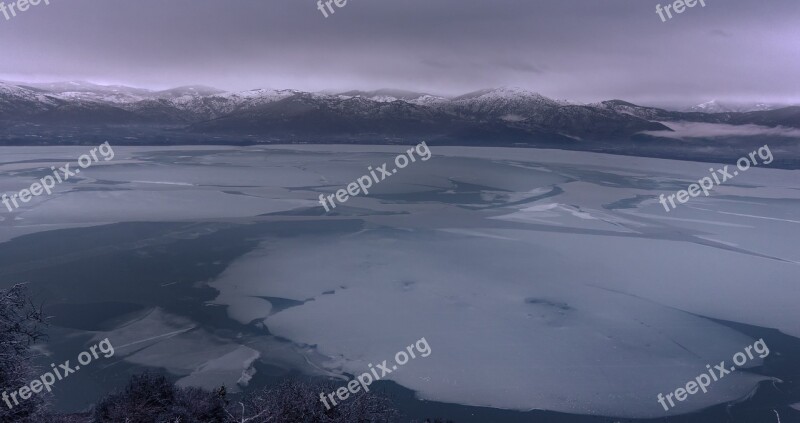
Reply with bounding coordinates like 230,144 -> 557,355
1,82 -> 799,157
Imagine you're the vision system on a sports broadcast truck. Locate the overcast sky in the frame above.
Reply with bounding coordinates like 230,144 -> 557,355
0,0 -> 797,106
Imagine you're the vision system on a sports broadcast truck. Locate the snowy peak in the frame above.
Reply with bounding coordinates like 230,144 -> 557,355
9,81 -> 152,103
153,85 -> 226,99
445,87 -> 565,120
0,81 -> 61,112
687,100 -> 789,113
688,100 -> 732,113
452,87 -> 564,109
337,89 -> 447,105
453,87 -> 551,102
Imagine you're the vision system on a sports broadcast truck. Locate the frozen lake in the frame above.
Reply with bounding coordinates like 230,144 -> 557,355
0,145 -> 797,420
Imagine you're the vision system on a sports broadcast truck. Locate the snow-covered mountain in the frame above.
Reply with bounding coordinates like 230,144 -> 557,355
10,81 -> 152,103
1,81 -> 798,146
687,100 -> 788,113
337,89 -> 447,105
152,85 -> 226,99
445,87 -> 563,118
0,82 -> 62,118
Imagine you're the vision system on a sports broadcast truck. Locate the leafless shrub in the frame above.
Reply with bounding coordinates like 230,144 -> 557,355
225,380 -> 399,423
93,373 -> 226,422
0,283 -> 47,422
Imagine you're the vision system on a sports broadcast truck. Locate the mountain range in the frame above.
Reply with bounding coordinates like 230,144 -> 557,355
685,100 -> 788,114
1,81 -> 798,165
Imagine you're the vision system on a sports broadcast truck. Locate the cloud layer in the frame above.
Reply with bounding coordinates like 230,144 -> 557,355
0,0 -> 797,106
642,121 -> 800,139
